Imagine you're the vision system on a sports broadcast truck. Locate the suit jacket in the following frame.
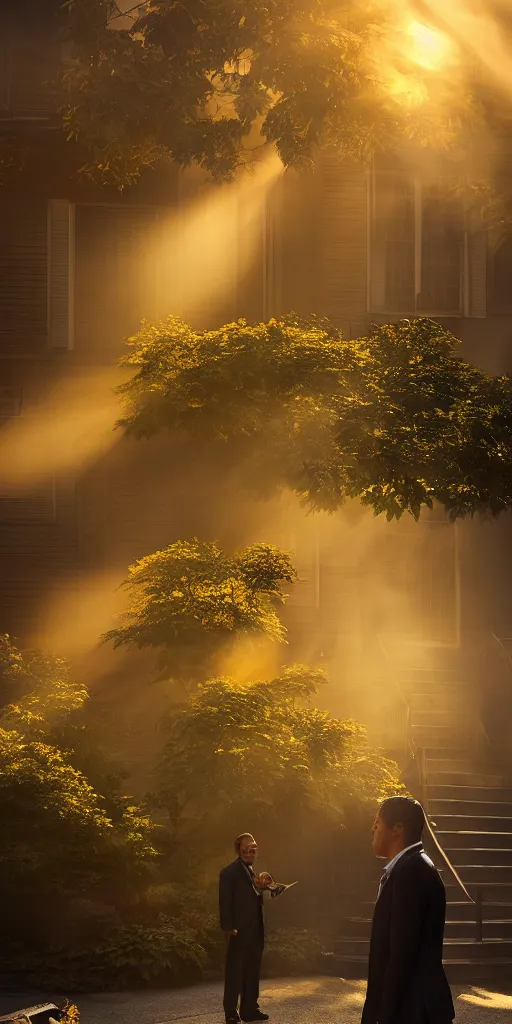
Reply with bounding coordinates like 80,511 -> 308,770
219,858 -> 264,944
362,846 -> 454,1024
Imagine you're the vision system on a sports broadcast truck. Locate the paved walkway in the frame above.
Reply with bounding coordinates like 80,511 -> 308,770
3,976 -> 510,1024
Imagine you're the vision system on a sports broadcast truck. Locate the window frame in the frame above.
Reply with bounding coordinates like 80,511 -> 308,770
368,165 -> 472,319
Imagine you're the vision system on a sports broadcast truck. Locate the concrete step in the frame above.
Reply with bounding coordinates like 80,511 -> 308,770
434,814 -> 512,832
360,899 -> 512,921
335,936 -> 512,958
408,693 -> 472,712
325,952 -> 512,983
443,937 -> 512,957
445,901 -> 512,922
445,847 -> 512,867
411,706 -> 473,721
445,881 -> 512,902
444,958 -> 512,983
428,771 -> 504,788
428,784 -> 512,803
344,914 -> 512,940
427,758 -> 483,774
456,865 -> 512,884
445,919 -> 512,940
399,675 -> 465,692
412,726 -> 475,746
393,654 -> 461,673
430,799 -> 512,817
436,830 -> 512,849
424,748 -> 475,761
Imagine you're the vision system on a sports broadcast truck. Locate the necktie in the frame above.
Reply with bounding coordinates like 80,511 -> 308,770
377,869 -> 389,899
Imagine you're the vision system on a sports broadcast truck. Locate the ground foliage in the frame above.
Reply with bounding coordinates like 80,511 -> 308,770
118,314 -> 512,521
0,636 -> 208,990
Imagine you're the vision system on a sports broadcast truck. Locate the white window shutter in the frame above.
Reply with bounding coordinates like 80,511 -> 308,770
468,222 -> 487,318
47,199 -> 75,349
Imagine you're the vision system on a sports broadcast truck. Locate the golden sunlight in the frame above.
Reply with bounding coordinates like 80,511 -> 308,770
458,987 -> 512,1010
0,367 -> 124,487
407,20 -> 455,71
422,0 -> 512,98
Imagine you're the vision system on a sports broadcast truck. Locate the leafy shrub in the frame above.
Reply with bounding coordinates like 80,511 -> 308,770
156,665 -> 403,893
0,638 -> 157,966
263,928 -> 324,978
119,314 -> 512,520
103,540 -> 297,683
0,628 -> 403,990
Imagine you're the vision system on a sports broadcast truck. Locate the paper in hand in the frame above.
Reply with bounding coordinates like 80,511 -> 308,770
270,880 -> 298,899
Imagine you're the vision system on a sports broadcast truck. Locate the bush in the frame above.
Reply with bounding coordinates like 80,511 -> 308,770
0,634 -> 402,990
0,637 -> 158,976
263,928 -> 324,978
102,539 -> 297,684
155,664 -> 403,922
118,314 -> 512,520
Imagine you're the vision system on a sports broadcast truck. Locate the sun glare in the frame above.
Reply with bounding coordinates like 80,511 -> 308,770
408,20 -> 454,71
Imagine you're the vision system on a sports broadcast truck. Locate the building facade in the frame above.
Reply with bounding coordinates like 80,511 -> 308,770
1,0 -> 512,700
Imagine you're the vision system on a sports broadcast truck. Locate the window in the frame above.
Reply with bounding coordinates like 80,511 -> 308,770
369,168 -> 487,318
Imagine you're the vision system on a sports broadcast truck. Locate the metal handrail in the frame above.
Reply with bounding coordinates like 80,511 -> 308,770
377,633 -> 480,934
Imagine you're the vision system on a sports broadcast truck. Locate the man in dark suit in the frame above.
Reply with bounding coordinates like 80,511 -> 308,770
219,832 -> 269,1024
362,796 -> 455,1024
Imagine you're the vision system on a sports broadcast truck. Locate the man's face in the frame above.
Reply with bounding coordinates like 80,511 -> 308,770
239,837 -> 258,865
372,812 -> 400,859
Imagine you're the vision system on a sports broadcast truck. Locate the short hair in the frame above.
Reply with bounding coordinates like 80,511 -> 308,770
379,796 -> 425,845
234,832 -> 256,854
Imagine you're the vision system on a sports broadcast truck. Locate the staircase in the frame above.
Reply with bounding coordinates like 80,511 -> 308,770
332,639 -> 512,983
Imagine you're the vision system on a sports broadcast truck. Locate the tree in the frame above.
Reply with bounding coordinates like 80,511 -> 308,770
60,0 -> 490,189
117,314 -> 512,521
0,637 -> 157,954
0,636 -> 237,990
103,539 -> 297,683
155,666 -> 403,904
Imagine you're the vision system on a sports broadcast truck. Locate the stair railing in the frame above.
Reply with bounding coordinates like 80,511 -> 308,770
475,886 -> 483,942
377,634 -> 483,940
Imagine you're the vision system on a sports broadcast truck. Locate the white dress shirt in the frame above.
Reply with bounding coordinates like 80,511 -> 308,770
377,841 -> 423,898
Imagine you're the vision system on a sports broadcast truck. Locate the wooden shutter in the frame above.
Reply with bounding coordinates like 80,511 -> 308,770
48,199 -> 75,350
0,200 -> 47,354
319,154 -> 368,324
